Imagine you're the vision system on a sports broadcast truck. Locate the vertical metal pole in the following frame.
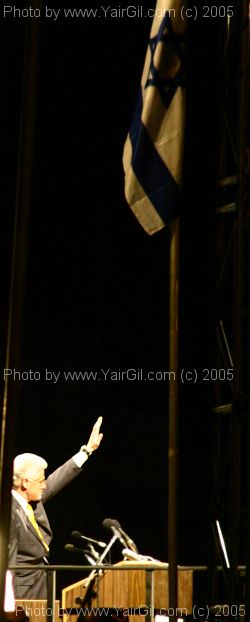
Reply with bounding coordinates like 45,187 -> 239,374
246,418 -> 250,622
168,218 -> 180,618
0,1 -> 42,614
230,0 -> 249,612
47,570 -> 56,622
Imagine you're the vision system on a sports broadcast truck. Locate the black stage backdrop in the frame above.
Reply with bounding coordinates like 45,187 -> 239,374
2,0 -> 218,598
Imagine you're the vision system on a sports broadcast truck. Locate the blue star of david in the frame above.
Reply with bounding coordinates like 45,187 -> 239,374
145,14 -> 186,109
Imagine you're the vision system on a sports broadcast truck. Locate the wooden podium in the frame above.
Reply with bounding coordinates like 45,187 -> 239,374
62,561 -> 193,621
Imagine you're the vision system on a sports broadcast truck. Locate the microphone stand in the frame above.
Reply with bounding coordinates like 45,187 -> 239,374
97,533 -> 119,565
82,533 -> 119,591
73,535 -> 120,610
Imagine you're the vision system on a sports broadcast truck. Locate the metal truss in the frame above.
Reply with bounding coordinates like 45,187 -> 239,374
208,1 -> 250,617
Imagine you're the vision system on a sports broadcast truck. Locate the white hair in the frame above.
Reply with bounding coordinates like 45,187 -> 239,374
13,453 -> 48,488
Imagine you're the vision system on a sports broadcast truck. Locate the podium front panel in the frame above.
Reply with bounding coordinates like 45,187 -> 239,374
62,562 -> 193,622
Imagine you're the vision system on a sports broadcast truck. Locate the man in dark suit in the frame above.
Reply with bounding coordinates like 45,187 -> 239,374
8,417 -> 103,599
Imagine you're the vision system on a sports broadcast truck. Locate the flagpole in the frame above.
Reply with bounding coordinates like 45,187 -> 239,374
122,0 -> 185,605
168,217 -> 180,616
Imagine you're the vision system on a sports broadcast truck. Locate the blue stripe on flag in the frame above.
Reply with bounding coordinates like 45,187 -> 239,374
129,88 -> 180,224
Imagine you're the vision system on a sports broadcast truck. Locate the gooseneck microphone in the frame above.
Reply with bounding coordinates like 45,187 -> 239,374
65,543 -> 87,555
102,518 -> 138,552
64,544 -> 96,565
71,530 -> 106,548
102,518 -> 127,547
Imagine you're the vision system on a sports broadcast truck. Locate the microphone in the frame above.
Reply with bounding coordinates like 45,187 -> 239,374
122,548 -> 168,564
84,554 -> 96,566
102,518 -> 138,552
65,543 -> 86,555
81,525 -> 121,590
71,530 -> 106,548
102,518 -> 127,547
122,548 -> 145,561
114,520 -> 138,553
64,544 -> 96,565
87,543 -> 99,561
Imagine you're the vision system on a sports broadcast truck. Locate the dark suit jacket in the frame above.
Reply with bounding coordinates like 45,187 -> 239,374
8,458 -> 82,599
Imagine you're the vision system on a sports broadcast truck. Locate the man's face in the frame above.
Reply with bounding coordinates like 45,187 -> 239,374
24,468 -> 47,502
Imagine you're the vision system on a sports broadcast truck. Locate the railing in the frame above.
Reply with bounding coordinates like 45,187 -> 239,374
8,564 -> 247,622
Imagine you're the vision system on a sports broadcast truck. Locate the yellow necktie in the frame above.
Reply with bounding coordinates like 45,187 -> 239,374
26,504 -> 49,552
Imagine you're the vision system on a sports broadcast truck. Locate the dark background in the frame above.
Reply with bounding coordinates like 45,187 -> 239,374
2,0 -> 220,598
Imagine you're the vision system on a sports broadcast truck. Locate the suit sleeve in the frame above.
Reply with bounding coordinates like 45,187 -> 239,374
42,458 -> 83,504
8,509 -> 18,586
